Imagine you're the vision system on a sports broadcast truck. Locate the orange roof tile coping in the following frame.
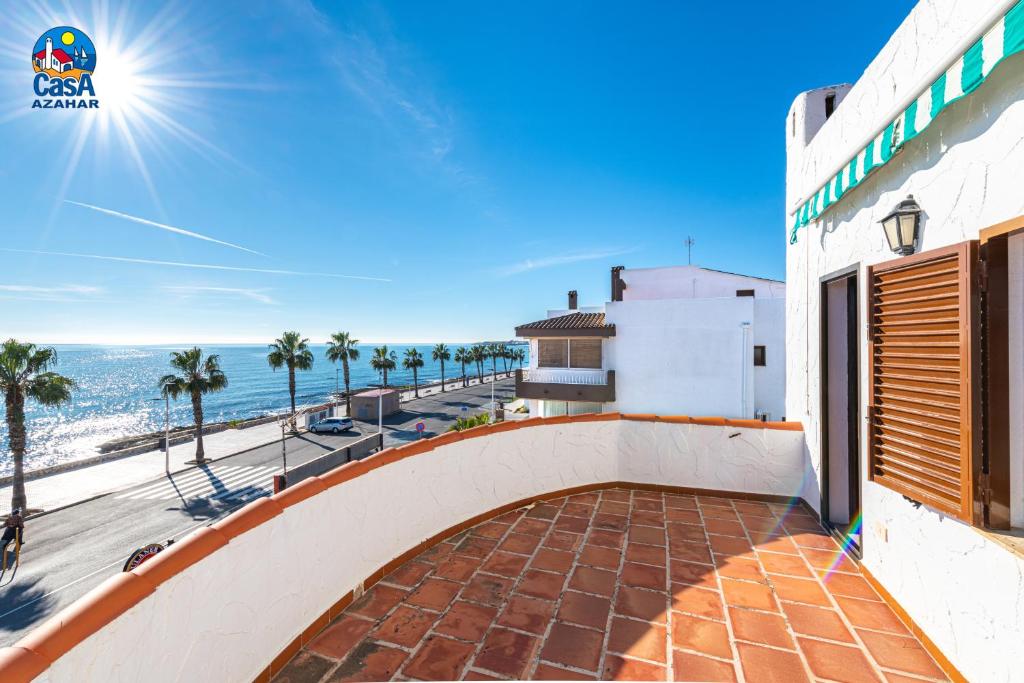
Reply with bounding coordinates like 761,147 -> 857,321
0,411 -> 803,680
0,647 -> 49,683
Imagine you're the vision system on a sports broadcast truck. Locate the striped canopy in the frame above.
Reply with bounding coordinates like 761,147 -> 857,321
790,0 -> 1024,244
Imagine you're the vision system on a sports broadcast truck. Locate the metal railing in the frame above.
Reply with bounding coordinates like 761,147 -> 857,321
282,433 -> 384,489
520,368 -> 609,385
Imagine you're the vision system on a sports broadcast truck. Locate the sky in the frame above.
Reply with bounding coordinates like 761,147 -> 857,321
0,0 -> 915,345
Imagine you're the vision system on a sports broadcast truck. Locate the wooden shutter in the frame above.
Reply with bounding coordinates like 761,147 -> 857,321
569,339 -> 602,368
537,340 -> 568,368
867,241 -> 982,524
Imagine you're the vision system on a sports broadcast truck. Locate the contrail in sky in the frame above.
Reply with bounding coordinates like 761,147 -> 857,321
64,200 -> 268,257
2,249 -> 391,282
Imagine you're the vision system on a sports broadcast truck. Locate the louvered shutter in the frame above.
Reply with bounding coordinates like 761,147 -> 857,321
867,241 -> 982,524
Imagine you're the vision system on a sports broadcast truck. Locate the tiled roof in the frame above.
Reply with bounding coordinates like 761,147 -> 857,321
516,311 -> 602,329
516,313 -> 610,337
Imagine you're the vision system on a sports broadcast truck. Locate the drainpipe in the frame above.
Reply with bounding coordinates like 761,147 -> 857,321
740,322 -> 752,418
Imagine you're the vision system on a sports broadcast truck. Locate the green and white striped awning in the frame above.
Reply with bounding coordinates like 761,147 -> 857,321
790,0 -> 1024,244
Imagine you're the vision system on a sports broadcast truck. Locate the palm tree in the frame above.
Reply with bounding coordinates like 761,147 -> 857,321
454,346 -> 471,387
267,331 -> 314,416
159,347 -> 227,465
515,347 -> 526,369
499,343 -> 510,374
326,332 -> 360,416
488,343 -> 499,377
471,345 -> 485,383
432,343 -> 451,392
370,346 -> 398,387
1,340 -> 75,511
403,348 -> 425,398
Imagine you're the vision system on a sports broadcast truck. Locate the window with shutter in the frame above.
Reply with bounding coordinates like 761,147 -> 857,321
867,241 -> 982,524
569,339 -> 602,368
537,339 -> 568,368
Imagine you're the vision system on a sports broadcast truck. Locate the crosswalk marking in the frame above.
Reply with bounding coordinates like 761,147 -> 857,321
116,464 -> 280,503
122,465 -> 240,499
160,466 -> 277,501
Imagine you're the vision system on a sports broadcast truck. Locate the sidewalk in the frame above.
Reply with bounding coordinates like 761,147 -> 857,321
0,372 -> 516,517
0,422 -> 283,516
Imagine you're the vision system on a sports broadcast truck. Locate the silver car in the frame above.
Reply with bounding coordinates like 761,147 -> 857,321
310,417 -> 354,434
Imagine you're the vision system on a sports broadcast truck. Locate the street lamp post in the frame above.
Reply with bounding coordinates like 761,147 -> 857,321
151,380 -> 174,475
335,368 -> 341,396
280,421 -> 288,476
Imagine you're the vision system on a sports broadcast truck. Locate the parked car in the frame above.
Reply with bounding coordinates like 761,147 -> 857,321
310,417 -> 354,434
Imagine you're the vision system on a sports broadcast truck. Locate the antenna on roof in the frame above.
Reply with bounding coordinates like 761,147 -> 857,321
685,236 -> 695,265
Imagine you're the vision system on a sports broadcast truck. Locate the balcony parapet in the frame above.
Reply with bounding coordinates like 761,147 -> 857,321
515,368 -> 615,402
0,413 -> 806,683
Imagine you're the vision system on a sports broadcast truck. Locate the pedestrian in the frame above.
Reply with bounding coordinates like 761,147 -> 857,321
2,508 -> 25,559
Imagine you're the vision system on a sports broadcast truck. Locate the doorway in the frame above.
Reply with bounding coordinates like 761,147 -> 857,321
821,268 -> 862,555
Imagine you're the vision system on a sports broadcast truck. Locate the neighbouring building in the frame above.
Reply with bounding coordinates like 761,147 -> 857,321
786,1 -> 1024,680
514,265 -> 786,419
350,388 -> 400,420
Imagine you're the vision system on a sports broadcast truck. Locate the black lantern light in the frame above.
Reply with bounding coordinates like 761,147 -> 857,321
879,194 -> 922,256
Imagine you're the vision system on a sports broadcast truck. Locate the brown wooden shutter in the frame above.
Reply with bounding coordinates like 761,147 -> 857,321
537,340 -> 568,368
569,339 -> 602,368
867,241 -> 982,524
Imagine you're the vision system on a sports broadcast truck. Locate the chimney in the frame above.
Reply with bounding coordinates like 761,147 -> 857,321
611,266 -> 626,302
568,290 -> 578,310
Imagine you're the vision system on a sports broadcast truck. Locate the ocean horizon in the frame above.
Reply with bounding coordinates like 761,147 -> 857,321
0,342 -> 527,476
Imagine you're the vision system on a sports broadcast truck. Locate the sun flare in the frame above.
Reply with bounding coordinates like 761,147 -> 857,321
2,2 -> 248,211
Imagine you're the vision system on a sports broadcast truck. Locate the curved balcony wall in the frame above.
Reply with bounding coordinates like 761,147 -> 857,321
0,414 -> 807,683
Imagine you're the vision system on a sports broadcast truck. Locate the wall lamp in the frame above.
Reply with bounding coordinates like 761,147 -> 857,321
879,194 -> 922,256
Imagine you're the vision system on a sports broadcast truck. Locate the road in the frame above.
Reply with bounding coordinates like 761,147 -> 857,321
0,378 -> 515,646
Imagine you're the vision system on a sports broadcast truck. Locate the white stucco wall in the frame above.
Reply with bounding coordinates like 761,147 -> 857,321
752,298 -> 786,421
785,3 -> 1024,681
620,265 -> 784,300
605,297 -> 753,417
604,296 -> 784,419
34,419 -> 807,683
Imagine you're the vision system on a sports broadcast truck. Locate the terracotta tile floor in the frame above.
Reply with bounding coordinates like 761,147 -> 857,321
274,488 -> 949,682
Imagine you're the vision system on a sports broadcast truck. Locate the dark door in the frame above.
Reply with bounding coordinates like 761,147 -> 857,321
821,270 -> 862,555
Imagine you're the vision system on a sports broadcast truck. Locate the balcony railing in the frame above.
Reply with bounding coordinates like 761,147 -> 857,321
520,368 -> 609,385
515,369 -> 615,402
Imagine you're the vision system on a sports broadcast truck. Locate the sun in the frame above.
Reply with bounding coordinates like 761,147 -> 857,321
61,31 -> 75,46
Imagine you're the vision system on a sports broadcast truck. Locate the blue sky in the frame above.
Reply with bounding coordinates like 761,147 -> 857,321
0,0 -> 913,345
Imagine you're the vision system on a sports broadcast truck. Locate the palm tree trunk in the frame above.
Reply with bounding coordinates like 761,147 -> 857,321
6,390 -> 28,512
342,359 -> 351,417
383,366 -> 388,388
191,390 -> 206,462
288,362 -> 297,415
413,367 -> 419,398
440,360 -> 445,392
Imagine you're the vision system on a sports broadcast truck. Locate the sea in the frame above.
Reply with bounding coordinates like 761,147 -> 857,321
0,343 -> 526,476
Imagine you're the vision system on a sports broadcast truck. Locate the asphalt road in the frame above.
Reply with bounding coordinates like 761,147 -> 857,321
0,378 -> 515,646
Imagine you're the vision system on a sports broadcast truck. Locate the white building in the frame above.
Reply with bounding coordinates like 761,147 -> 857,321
33,37 -> 73,74
514,265 -> 786,420
786,1 -> 1024,681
